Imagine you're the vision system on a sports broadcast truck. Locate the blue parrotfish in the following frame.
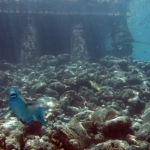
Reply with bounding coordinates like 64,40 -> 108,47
0,87 -> 48,125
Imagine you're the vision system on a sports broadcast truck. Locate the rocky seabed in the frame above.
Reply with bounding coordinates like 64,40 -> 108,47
0,54 -> 150,150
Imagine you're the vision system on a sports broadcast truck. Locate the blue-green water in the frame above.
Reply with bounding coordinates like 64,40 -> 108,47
0,0 -> 150,63
128,0 -> 150,61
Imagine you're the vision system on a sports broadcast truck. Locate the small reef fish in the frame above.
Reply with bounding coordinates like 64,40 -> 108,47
0,87 -> 48,125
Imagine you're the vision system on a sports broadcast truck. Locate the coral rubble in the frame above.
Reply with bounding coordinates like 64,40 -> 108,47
0,55 -> 150,149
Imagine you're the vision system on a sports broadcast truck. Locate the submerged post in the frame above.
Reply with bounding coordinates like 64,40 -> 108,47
20,16 -> 39,65
71,24 -> 89,63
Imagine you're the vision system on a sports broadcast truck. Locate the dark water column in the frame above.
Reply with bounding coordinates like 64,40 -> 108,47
110,17 -> 134,57
71,24 -> 89,63
20,16 -> 39,64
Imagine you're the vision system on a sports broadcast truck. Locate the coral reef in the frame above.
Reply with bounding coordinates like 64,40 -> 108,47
0,55 -> 150,149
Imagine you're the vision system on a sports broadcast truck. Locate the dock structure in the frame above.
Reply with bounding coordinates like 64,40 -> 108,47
0,0 -> 130,16
0,0 -> 133,63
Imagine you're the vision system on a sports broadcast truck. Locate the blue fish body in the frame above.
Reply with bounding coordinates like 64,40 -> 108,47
8,87 -> 48,125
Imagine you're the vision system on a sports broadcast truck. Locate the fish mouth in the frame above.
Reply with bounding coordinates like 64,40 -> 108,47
9,93 -> 17,98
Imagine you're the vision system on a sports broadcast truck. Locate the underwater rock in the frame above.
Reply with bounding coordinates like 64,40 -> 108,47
5,135 -> 21,150
142,62 -> 150,72
0,60 -> 16,71
59,90 -> 76,110
111,70 -> 127,86
59,90 -> 83,111
21,68 -> 33,75
102,116 -> 132,139
78,86 -> 98,106
99,87 -> 114,101
54,117 -> 91,150
86,102 -> 98,110
127,75 -> 143,85
136,123 -> 150,142
119,88 -> 144,112
129,140 -> 150,150
94,140 -> 130,150
126,134 -> 137,145
118,59 -> 129,71
90,108 -> 119,125
0,71 -> 8,86
119,89 -> 136,100
88,108 -> 133,140
50,82 -> 70,94
57,54 -> 70,65
141,102 -> 150,124
23,121 -> 43,135
142,90 -> 150,98
128,92 -> 141,106
45,88 -> 60,99
0,131 -> 5,148
0,98 -> 8,108
56,68 -> 75,80
110,100 -> 126,111
133,60 -> 145,69
146,70 -> 150,77
67,106 -> 80,116
62,77 -> 78,88
64,77 -> 93,90
100,56 -> 129,69
135,102 -> 150,142
142,80 -> 150,89
75,78 -> 91,89
0,117 -> 24,136
24,135 -> 57,150
93,133 -> 105,144
74,110 -> 94,121
131,122 -> 142,132
0,118 -> 24,149
37,72 -> 47,80
39,55 -> 58,67
107,76 -> 126,88
37,96 -> 58,109
126,134 -> 150,148
31,82 -> 47,94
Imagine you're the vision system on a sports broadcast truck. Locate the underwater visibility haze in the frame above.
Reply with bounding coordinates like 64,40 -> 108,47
0,0 -> 150,149
128,0 -> 150,61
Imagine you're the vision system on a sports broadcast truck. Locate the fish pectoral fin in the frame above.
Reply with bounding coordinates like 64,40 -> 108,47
0,107 -> 11,119
26,100 -> 40,106
26,101 -> 48,111
24,97 -> 32,102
